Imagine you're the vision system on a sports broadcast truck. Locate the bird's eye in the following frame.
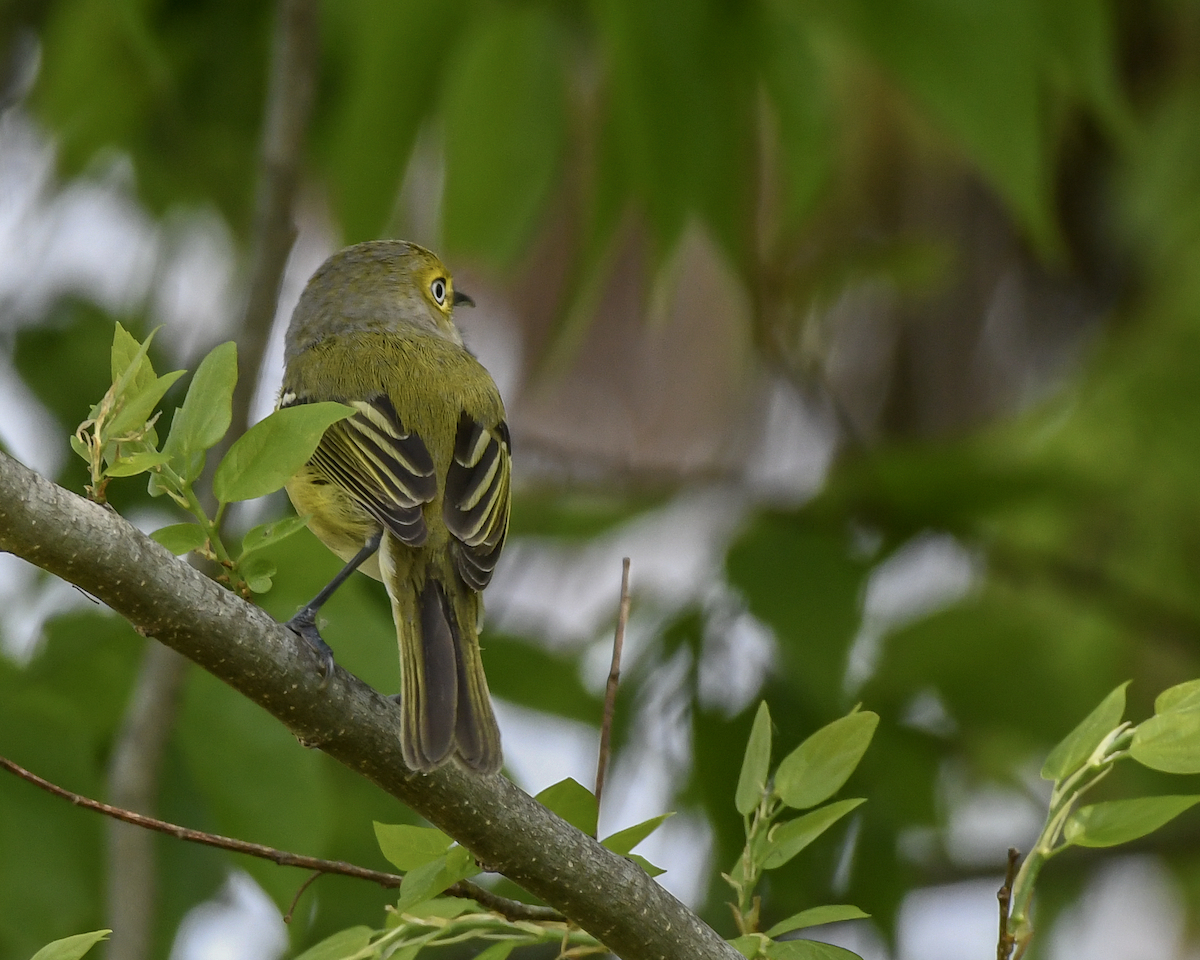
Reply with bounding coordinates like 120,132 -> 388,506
430,277 -> 447,306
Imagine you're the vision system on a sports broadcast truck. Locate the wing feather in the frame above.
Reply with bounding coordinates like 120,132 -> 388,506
444,414 -> 511,589
284,393 -> 436,545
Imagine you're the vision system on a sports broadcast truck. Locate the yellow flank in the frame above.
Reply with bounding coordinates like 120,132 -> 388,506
285,467 -> 384,580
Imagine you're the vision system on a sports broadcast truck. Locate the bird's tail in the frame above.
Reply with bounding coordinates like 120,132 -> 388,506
385,552 -> 502,774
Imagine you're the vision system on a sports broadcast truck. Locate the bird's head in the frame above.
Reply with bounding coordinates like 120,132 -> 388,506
284,240 -> 475,361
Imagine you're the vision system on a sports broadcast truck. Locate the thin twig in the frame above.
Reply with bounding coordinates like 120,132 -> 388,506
285,869 -> 323,923
595,557 -> 631,819
997,847 -> 1020,960
0,754 -> 563,925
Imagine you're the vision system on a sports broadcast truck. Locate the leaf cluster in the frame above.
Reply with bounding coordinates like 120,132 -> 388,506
71,325 -> 350,596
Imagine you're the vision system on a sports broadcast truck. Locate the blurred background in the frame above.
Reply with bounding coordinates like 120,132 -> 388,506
1,1 -> 1199,958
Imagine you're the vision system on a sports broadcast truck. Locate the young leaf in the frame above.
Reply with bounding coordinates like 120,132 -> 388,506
395,855 -> 450,913
30,930 -> 112,960
1064,795 -> 1200,848
213,402 -> 353,503
1131,709 -> 1200,774
105,450 -> 170,477
627,853 -> 666,877
736,701 -> 772,815
151,523 -> 208,556
764,940 -> 862,960
240,554 -> 278,594
395,844 -> 480,914
1041,681 -> 1129,781
164,340 -> 238,482
374,822 -> 452,871
290,926 -> 375,960
240,514 -> 312,558
535,778 -> 599,836
111,323 -> 156,390
107,369 -> 186,438
775,712 -> 878,810
762,798 -> 865,870
1156,679 -> 1200,715
765,905 -> 870,938
602,812 -> 674,855
727,935 -> 762,959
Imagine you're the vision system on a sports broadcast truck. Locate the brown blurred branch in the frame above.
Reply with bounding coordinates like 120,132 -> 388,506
2,754 -> 563,925
0,451 -> 741,960
104,4 -> 321,959
231,0 -> 320,435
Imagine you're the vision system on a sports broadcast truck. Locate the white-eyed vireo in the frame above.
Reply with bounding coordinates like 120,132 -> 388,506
279,240 -> 508,775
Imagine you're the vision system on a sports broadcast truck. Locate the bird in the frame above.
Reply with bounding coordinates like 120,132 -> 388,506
278,239 -> 508,775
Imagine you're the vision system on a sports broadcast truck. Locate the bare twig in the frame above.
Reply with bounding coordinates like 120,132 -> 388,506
284,870 -> 323,924
595,557 -> 631,818
1,753 -> 563,925
997,847 -> 1020,960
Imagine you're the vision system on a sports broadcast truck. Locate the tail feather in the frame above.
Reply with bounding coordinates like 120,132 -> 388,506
386,542 -> 502,773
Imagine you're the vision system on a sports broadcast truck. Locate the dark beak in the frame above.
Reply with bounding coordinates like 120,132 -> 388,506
453,289 -> 475,308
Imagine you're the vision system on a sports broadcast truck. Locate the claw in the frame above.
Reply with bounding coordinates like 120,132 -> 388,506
286,609 -> 336,688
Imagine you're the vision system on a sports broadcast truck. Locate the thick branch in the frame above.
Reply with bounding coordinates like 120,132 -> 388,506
0,451 -> 740,960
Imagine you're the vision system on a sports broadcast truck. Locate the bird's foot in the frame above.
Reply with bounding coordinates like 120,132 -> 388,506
285,609 -> 336,689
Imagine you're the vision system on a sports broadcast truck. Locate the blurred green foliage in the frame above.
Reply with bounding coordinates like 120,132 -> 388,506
4,0 -> 1200,958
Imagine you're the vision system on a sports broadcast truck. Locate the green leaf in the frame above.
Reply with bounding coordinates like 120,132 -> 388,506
627,853 -> 666,877
760,4 -> 830,227
111,323 -> 155,391
1064,796 -> 1200,848
762,798 -> 865,870
105,450 -> 169,477
30,931 -> 112,960
394,845 -> 479,915
69,434 -> 89,462
150,524 -> 208,556
239,514 -> 312,558
535,778 -> 599,837
395,856 -> 450,914
320,0 -> 469,242
400,897 -> 477,921
737,701 -> 773,816
1156,679 -> 1200,714
764,940 -> 862,960
775,711 -> 878,810
728,935 -> 762,959
602,813 -> 674,856
766,906 -> 870,938
474,944 -> 517,960
108,369 -> 186,438
291,926 -> 375,960
1131,710 -> 1200,774
1041,681 -> 1129,780
240,554 -> 278,594
824,0 -> 1055,252
442,7 -> 566,266
374,823 -> 452,872
164,340 -> 238,482
212,402 -> 353,503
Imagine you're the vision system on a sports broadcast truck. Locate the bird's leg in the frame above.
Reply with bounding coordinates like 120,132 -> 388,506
286,529 -> 383,686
